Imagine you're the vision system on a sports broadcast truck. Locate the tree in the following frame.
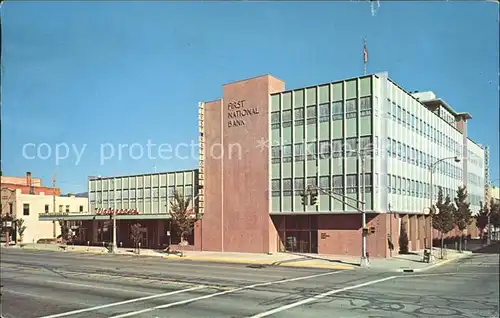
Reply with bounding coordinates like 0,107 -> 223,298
432,187 -> 455,257
476,201 -> 490,235
58,219 -> 71,243
130,223 -> 144,254
169,190 -> 194,256
452,186 -> 473,252
15,218 -> 27,244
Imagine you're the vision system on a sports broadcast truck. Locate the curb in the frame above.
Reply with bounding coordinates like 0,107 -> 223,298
162,255 -> 356,270
394,253 -> 470,273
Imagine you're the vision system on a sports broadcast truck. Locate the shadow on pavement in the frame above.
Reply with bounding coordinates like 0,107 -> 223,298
271,253 -> 360,267
472,242 -> 500,254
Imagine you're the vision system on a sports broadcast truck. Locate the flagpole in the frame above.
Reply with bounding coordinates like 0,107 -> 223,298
363,38 -> 367,76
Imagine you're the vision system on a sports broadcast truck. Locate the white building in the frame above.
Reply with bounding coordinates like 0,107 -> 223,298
374,73 -> 485,215
1,188 -> 88,244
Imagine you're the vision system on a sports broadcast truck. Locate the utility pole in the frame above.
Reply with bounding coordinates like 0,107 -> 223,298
111,177 -> 117,253
360,153 -> 368,267
52,173 -> 57,238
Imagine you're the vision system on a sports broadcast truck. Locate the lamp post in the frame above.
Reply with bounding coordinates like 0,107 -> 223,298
429,155 -> 461,262
360,153 -> 368,267
111,177 -> 117,253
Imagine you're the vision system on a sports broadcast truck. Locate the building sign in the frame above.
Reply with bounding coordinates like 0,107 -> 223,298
227,100 -> 260,128
94,208 -> 140,215
198,102 -> 205,216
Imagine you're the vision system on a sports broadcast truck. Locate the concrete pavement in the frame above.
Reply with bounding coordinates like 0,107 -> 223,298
1,246 -> 498,317
13,242 -> 478,272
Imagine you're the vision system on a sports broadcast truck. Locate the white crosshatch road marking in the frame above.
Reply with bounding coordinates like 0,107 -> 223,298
37,286 -> 204,318
109,270 -> 345,318
249,276 -> 398,318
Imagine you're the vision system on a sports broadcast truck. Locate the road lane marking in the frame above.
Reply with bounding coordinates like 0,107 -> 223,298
37,286 -> 204,318
110,270 -> 345,317
248,276 -> 398,318
43,280 -> 156,295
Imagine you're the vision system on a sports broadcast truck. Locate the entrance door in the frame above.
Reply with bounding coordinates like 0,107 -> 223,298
285,231 -> 312,253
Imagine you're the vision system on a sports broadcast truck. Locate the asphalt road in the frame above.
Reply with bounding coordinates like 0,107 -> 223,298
0,246 -> 498,318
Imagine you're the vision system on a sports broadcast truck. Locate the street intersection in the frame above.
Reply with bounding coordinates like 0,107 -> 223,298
1,245 -> 498,318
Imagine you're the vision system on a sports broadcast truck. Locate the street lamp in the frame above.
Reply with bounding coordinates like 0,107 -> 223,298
428,155 -> 461,262
94,175 -> 117,253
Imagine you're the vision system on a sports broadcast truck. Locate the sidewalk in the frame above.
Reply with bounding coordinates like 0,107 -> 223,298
9,242 -> 482,272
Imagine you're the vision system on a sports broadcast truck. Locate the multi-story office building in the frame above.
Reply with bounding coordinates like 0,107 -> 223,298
198,73 -> 485,257
40,169 -> 199,248
37,72 -> 485,257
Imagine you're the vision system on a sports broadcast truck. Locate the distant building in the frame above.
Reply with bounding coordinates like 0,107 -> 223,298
1,173 -> 88,244
491,186 -> 500,204
1,172 -> 60,196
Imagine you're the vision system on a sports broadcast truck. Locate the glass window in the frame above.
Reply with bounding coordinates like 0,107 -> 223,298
360,97 -> 371,117
346,174 -> 358,193
386,138 -> 391,155
294,108 -> 304,126
23,204 -> 30,216
332,139 -> 343,157
391,139 -> 396,157
402,178 -> 407,195
294,178 -> 304,194
282,110 -> 292,127
359,136 -> 371,155
307,142 -> 317,160
397,106 -> 402,123
283,179 -> 292,196
282,145 -> 292,162
346,99 -> 357,118
332,101 -> 343,120
392,175 -> 396,194
307,106 -> 317,124
271,179 -> 280,197
392,103 -> 397,120
332,176 -> 343,188
130,189 -> 137,199
294,143 -> 305,161
319,176 -> 330,189
397,176 -> 401,194
271,145 -> 281,158
346,138 -> 357,157
319,103 -> 330,122
307,177 -> 317,186
319,141 -> 331,159
387,174 -> 392,193
397,141 -> 402,159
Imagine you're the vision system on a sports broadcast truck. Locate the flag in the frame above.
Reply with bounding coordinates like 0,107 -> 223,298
363,39 -> 368,64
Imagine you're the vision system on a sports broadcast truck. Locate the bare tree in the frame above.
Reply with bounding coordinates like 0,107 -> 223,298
169,190 -> 194,256
130,223 -> 143,254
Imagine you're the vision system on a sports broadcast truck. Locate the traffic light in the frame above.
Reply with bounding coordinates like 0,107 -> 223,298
310,191 -> 318,206
300,192 -> 308,206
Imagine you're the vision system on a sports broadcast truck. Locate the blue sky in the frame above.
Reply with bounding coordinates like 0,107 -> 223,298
2,1 -> 499,193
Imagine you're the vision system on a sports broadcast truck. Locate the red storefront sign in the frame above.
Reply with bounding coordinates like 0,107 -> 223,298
94,208 -> 140,216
